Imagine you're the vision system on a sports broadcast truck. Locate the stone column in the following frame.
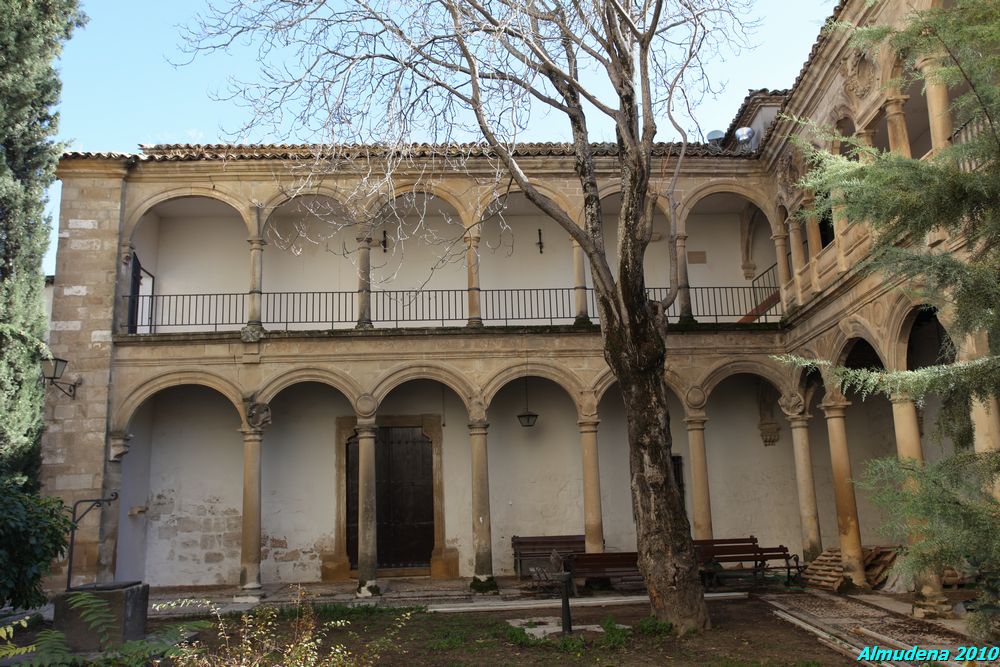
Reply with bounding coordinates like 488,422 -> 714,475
684,415 -> 712,540
247,236 -> 265,328
787,219 -> 807,302
891,395 -> 952,616
572,241 -> 590,324
885,95 -> 912,158
960,334 -> 1000,498
917,57 -> 953,152
804,211 -> 823,260
771,232 -> 792,306
355,234 -> 373,329
855,129 -> 876,163
240,428 -> 263,591
578,419 -> 605,553
831,190 -> 848,272
676,233 -> 693,320
469,419 -> 495,587
114,243 -> 135,334
465,232 -> 483,327
820,394 -> 868,589
789,415 -> 823,562
355,421 -> 379,594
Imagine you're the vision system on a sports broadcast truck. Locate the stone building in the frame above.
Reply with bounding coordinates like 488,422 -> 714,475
43,0 -> 998,595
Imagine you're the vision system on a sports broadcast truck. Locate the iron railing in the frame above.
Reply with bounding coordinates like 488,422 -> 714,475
122,284 -> 782,333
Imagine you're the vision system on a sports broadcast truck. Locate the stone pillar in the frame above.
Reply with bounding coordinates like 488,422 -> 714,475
578,419 -> 605,553
891,395 -> 952,616
804,211 -> 823,260
787,219 -> 808,302
917,57 -> 953,153
676,233 -> 693,319
831,189 -> 848,272
97,432 -> 132,582
820,394 -> 868,589
572,241 -> 590,324
240,428 -> 263,591
855,129 -> 876,163
355,421 -> 379,594
247,236 -> 265,327
789,415 -> 823,562
685,415 -> 712,540
466,232 -> 483,327
356,234 -> 373,329
885,95 -> 912,158
771,232 -> 792,306
469,419 -> 495,586
114,243 -> 135,334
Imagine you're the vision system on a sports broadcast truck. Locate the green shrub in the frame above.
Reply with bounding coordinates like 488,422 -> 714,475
597,616 -> 631,649
0,479 -> 72,609
636,615 -> 673,636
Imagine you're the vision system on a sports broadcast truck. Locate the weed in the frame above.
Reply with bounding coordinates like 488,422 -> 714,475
427,627 -> 468,650
500,625 -> 543,648
554,634 -> 586,653
597,616 -> 631,650
636,615 -> 673,636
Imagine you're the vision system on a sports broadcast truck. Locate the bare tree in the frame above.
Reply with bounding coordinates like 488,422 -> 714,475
186,0 -> 753,631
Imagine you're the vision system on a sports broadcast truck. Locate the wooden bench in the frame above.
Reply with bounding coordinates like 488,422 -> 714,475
693,537 -> 802,587
562,551 -> 641,594
511,535 -> 585,579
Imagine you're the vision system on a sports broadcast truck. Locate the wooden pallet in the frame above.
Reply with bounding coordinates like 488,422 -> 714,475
801,547 -> 899,591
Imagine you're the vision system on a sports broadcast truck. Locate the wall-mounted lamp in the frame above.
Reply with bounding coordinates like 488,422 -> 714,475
517,376 -> 538,428
41,357 -> 81,399
536,229 -> 544,254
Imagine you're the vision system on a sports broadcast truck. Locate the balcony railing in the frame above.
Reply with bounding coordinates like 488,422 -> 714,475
121,285 -> 781,334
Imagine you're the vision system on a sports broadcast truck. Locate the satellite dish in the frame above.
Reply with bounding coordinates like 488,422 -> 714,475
706,130 -> 725,145
735,127 -> 755,146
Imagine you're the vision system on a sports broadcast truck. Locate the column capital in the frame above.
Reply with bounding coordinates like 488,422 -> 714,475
240,427 -> 265,441
891,392 -> 916,405
770,231 -> 789,242
247,236 -> 267,248
884,95 -> 909,112
355,418 -> 377,436
819,395 -> 851,417
778,391 -> 806,418
465,233 -> 481,247
356,234 -> 373,246
108,431 -> 133,461
855,129 -> 876,146
683,414 -> 707,430
577,418 -> 600,433
468,419 -> 489,435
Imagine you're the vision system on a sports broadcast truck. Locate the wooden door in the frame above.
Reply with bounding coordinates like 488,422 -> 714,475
346,425 -> 434,570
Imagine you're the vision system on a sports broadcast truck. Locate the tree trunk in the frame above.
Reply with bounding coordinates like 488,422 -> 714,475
599,299 -> 710,633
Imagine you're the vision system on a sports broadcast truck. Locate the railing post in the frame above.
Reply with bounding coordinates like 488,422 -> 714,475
676,233 -> 693,321
572,240 -> 590,325
466,232 -> 483,327
356,234 -> 373,329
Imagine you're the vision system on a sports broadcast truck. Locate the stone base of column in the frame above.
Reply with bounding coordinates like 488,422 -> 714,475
355,320 -> 374,330
240,323 -> 265,343
356,579 -> 381,597
320,553 -> 351,581
234,584 -> 266,603
912,596 -> 954,619
573,315 -> 594,327
466,317 -> 484,328
470,573 -> 499,594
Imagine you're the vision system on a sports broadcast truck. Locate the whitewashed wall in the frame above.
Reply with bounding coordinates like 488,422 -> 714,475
486,378 -> 583,574
116,401 -> 152,582
119,386 -> 244,587
261,383 -> 351,582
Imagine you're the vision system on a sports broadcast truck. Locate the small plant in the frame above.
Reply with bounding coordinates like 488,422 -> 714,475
554,633 -> 586,653
500,624 -> 542,648
636,615 -> 673,636
597,616 -> 631,649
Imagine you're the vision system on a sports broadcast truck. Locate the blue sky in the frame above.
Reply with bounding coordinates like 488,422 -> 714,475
43,0 -> 837,274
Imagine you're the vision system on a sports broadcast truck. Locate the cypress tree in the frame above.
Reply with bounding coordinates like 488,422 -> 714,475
0,0 -> 83,489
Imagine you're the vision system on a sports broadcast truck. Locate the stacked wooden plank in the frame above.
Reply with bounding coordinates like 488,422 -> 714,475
801,547 -> 899,591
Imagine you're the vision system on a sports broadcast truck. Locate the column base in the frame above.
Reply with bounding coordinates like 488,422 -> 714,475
234,584 -> 266,603
833,576 -> 871,594
470,574 -> 498,594
912,594 -> 954,619
240,323 -> 266,343
466,317 -> 484,328
356,579 -> 381,597
573,315 -> 594,327
355,320 -> 374,330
